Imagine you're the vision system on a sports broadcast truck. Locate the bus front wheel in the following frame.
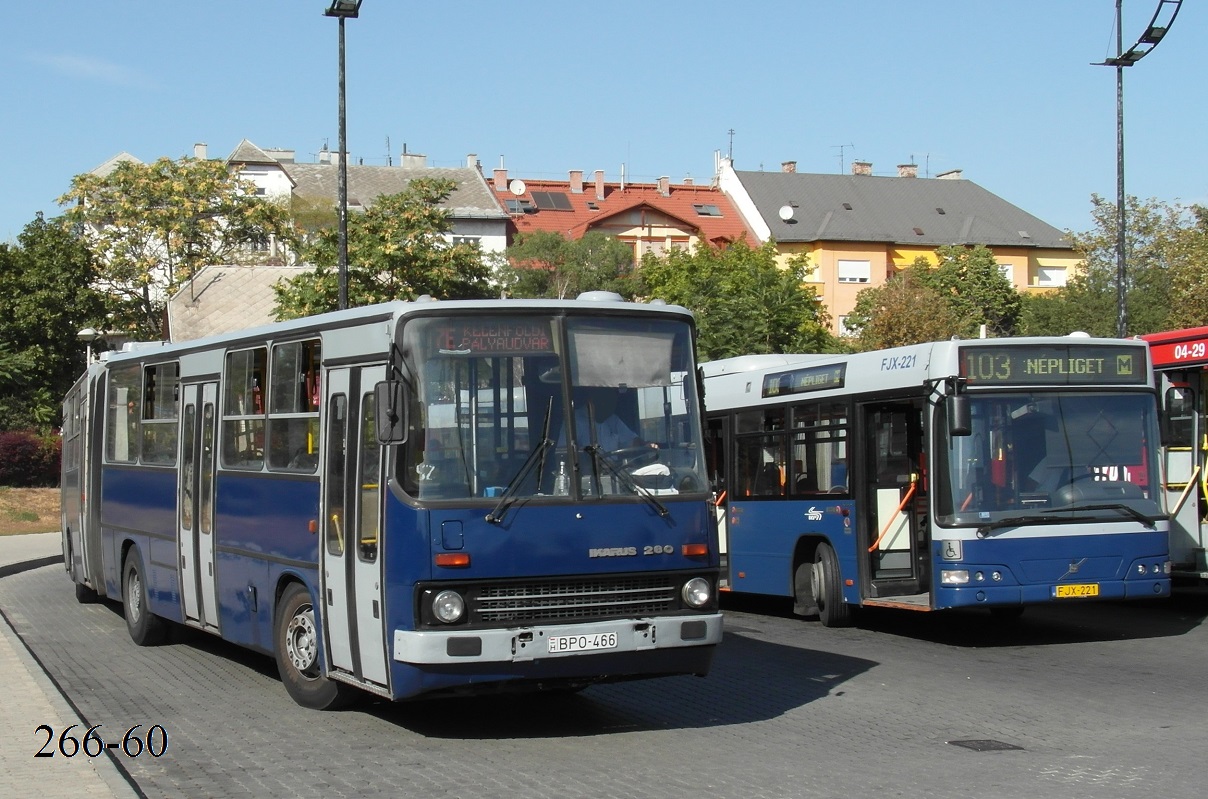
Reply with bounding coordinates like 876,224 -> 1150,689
123,549 -> 167,645
274,583 -> 356,710
811,544 -> 854,628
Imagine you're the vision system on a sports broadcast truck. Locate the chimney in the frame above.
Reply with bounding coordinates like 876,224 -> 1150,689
569,169 -> 584,194
852,160 -> 872,176
319,148 -> 331,165
936,169 -> 964,180
494,167 -> 508,192
466,153 -> 478,169
657,176 -> 670,197
400,152 -> 427,169
781,161 -> 797,173
594,169 -> 605,200
897,163 -> 918,178
683,176 -> 694,185
194,142 -> 208,160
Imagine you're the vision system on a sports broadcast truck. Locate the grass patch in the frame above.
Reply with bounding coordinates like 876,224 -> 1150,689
0,487 -> 60,535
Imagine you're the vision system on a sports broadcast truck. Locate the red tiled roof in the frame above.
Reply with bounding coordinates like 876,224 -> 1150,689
488,176 -> 753,246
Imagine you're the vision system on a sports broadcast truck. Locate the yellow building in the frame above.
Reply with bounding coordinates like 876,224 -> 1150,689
718,158 -> 1080,336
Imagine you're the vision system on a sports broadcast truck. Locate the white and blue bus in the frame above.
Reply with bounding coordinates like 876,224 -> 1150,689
60,294 -> 721,708
701,335 -> 1170,626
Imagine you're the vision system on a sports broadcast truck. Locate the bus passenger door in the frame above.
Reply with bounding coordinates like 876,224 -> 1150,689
1161,374 -> 1207,574
179,382 -> 220,631
862,402 -> 927,600
704,415 -> 731,583
321,366 -> 389,689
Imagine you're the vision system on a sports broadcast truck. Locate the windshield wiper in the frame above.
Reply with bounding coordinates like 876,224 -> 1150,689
485,401 -> 554,525
975,504 -> 1158,538
584,444 -> 669,519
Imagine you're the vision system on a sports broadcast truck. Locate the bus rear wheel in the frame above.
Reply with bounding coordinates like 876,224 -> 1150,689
274,583 -> 356,710
811,543 -> 854,628
123,548 -> 167,645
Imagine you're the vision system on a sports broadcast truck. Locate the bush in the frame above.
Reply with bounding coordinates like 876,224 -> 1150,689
0,430 -> 60,487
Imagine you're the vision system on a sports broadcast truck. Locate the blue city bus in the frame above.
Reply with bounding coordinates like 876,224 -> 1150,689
700,334 -> 1170,627
60,294 -> 721,708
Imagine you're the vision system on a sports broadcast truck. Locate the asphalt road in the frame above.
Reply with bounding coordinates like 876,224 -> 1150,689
3,561 -> 1206,799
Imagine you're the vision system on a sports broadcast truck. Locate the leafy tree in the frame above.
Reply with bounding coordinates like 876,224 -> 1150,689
0,213 -> 106,429
915,245 -> 1022,337
273,177 -> 492,319
499,230 -> 636,299
843,269 -> 965,350
1165,204 -> 1208,329
1020,195 -> 1195,337
59,156 -> 295,338
636,240 -> 835,360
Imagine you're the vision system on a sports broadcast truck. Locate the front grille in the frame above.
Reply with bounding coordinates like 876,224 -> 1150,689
473,575 -> 679,624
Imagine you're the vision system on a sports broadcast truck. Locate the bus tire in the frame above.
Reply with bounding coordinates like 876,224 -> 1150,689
792,561 -> 819,617
812,543 -> 854,628
274,582 -> 356,710
123,548 -> 167,645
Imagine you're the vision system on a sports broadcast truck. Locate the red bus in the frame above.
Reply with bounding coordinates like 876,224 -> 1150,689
1141,326 -> 1208,582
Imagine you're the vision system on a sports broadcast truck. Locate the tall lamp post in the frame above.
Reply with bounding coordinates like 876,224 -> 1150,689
1094,0 -> 1181,337
325,0 -> 363,311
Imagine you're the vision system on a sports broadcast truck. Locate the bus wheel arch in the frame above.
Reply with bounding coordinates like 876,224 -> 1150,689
791,536 -> 825,617
122,544 -> 168,645
273,580 -> 356,710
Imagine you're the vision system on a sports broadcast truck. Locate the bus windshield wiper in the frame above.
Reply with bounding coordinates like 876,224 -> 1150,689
584,444 -> 670,518
1057,503 -> 1157,530
485,402 -> 554,525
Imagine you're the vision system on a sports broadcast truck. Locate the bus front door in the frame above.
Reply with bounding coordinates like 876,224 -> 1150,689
1162,373 -> 1207,576
321,365 -> 389,689
179,382 -> 220,631
862,402 -> 928,603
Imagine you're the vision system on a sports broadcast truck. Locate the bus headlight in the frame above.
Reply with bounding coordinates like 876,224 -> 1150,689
941,570 -> 970,585
432,590 -> 465,624
682,577 -> 712,608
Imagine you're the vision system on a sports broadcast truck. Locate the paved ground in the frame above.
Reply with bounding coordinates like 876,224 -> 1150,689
3,529 -> 1207,798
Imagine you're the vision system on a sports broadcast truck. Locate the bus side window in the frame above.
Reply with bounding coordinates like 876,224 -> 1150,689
1165,385 -> 1195,448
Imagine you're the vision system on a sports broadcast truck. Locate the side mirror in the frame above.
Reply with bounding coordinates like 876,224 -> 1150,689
374,380 -> 409,444
948,394 -> 971,437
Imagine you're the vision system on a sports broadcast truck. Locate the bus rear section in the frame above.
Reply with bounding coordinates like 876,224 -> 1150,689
704,337 -> 1170,627
1142,325 -> 1208,582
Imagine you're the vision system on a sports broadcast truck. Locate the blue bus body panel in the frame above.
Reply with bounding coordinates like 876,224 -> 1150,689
725,499 -> 854,597
99,466 -> 180,618
931,529 -> 1170,608
212,474 -> 321,652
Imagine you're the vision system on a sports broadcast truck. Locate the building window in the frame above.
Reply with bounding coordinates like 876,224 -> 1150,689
998,263 -> 1013,282
1036,266 -> 1067,287
451,236 -> 480,247
693,204 -> 722,217
838,316 -> 857,337
837,259 -> 871,283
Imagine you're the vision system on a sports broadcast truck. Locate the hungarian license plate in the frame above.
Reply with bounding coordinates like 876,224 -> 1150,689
1054,583 -> 1099,598
548,631 -> 619,654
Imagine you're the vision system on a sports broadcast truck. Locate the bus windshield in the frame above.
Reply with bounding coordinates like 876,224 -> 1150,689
400,313 -> 707,502
936,391 -> 1162,526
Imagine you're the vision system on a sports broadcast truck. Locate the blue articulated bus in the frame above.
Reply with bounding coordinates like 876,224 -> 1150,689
700,334 -> 1170,627
61,293 -> 721,708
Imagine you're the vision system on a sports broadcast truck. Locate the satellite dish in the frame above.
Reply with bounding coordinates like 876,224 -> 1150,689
778,204 -> 795,221
509,179 -> 527,196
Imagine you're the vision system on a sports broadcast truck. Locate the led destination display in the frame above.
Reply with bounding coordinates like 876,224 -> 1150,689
960,344 -> 1147,386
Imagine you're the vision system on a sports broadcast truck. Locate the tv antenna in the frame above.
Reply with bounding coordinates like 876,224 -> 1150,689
385,135 -> 392,166
832,143 -> 855,174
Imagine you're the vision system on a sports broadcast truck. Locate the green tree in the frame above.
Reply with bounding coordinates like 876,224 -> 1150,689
1165,204 -> 1208,329
916,245 -> 1022,337
59,156 -> 295,338
844,269 -> 965,350
273,177 -> 492,319
636,240 -> 835,360
499,230 -> 635,299
0,213 -> 106,429
1020,195 -> 1193,337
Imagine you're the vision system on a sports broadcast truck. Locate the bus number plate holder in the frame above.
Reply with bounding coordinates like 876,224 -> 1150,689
548,632 -> 619,654
1053,583 -> 1099,598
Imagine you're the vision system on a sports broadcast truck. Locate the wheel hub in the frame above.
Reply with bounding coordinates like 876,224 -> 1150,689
285,606 -> 318,675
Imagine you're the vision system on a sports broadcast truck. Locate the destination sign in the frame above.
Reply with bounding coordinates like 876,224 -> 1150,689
959,344 -> 1147,386
763,363 -> 846,398
429,318 -> 554,356
1147,335 -> 1208,368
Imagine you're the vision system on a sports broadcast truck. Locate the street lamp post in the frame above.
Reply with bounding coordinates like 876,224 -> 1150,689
77,328 -> 100,364
1094,0 -> 1181,337
325,0 -> 363,311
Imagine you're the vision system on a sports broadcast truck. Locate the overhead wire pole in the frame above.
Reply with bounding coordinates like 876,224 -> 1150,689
1093,0 -> 1182,338
325,0 -> 363,311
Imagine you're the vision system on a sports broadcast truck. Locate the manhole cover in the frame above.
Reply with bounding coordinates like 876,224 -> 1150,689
948,739 -> 1024,752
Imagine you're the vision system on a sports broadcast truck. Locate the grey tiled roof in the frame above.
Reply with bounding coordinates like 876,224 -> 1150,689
736,170 -> 1072,250
284,163 -> 508,220
226,139 -> 278,166
167,265 -> 314,342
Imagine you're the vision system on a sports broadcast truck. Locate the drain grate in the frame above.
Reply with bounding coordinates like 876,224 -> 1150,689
948,739 -> 1024,752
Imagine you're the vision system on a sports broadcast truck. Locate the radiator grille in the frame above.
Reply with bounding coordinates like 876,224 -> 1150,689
472,575 -> 679,623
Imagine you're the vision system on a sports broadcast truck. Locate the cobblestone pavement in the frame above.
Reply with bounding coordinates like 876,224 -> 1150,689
2,551 -> 1206,799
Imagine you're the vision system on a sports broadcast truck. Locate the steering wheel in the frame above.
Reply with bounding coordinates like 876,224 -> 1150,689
609,444 -> 661,469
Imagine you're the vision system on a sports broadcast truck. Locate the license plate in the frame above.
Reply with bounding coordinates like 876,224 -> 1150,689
1054,583 -> 1099,598
547,632 -> 618,654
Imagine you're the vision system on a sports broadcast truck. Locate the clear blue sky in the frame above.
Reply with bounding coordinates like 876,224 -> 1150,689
2,1 -> 1203,244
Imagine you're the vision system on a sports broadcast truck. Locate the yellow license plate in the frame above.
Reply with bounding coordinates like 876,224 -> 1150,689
1054,583 -> 1099,598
